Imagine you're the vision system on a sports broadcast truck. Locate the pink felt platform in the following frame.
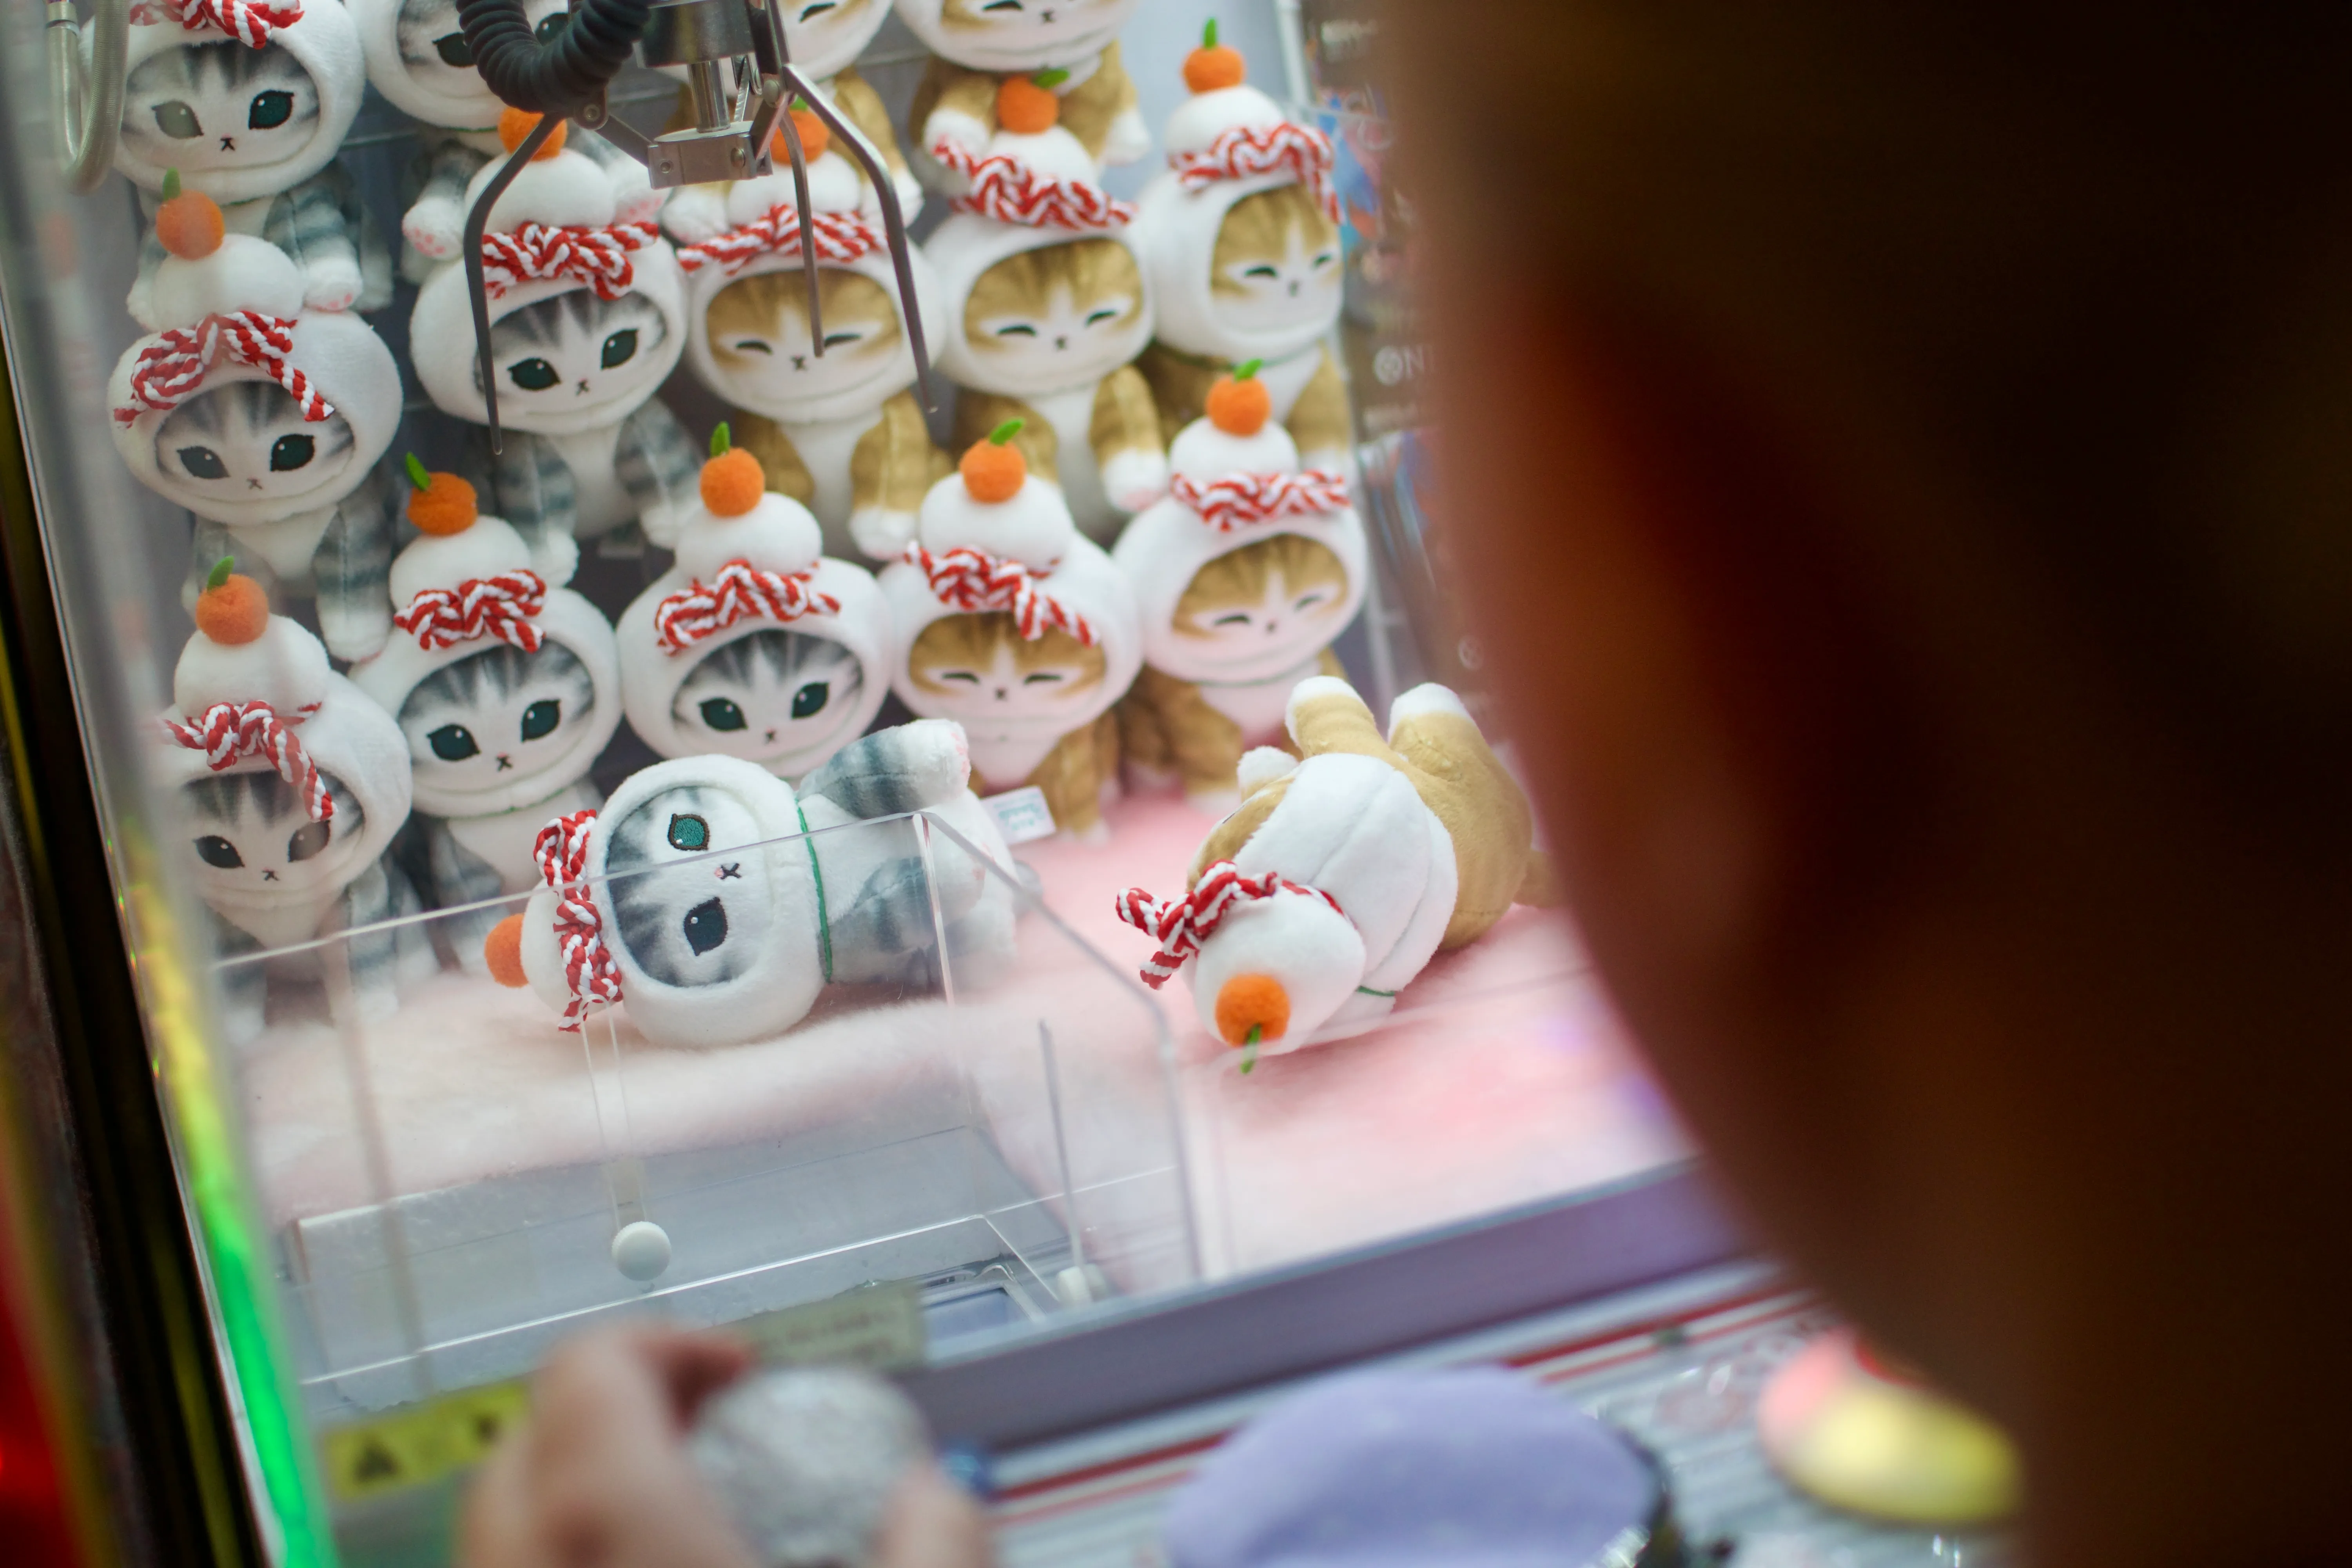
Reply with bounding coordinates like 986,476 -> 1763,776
237,785 -> 1685,1284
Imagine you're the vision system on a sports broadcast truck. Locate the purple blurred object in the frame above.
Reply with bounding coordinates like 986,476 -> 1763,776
1163,1367 -> 1670,1568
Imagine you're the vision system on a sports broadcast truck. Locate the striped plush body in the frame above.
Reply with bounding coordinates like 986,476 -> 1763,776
457,396 -> 702,559
132,166 -> 389,324
182,436 -> 402,662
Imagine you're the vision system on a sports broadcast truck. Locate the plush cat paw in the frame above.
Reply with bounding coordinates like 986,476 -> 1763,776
316,602 -> 392,663
1102,448 -> 1171,515
659,185 -> 731,245
530,528 -> 581,587
849,505 -> 918,562
126,273 -> 160,332
924,108 -> 992,188
403,196 -> 464,262
891,168 -> 927,222
609,164 -> 664,228
1101,105 -> 1152,167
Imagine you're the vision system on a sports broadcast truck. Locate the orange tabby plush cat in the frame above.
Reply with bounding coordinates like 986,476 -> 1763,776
882,425 -> 1142,839
900,0 -> 1149,190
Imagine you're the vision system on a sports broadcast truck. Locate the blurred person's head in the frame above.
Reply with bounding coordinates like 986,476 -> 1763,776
1392,7 -> 2352,1562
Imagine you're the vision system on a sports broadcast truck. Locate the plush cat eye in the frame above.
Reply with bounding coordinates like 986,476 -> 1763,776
508,358 -> 560,391
938,671 -> 983,685
1023,671 -> 1067,684
285,818 -> 331,863
791,681 -> 829,719
428,724 -> 480,762
433,30 -> 474,65
730,339 -> 773,356
1243,265 -> 1281,280
698,697 -> 748,732
601,330 -> 639,369
176,446 -> 229,480
269,433 -> 314,472
193,835 -> 243,869
796,0 -> 837,17
1296,592 -> 1332,611
248,90 -> 294,131
668,814 -> 710,852
1085,307 -> 1122,325
152,101 -> 202,140
683,896 -> 728,956
821,331 -> 864,350
520,699 -> 561,742
981,0 -> 1024,10
993,324 -> 1039,338
1212,612 -> 1254,628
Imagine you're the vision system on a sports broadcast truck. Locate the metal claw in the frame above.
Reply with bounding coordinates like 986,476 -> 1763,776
49,0 -> 127,194
770,100 -> 825,359
463,112 -> 565,455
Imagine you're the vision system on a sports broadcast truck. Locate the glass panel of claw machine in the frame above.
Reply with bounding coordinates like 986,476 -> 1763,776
0,0 -> 1706,1559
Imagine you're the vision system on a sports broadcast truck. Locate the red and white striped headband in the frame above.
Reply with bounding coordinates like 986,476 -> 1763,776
481,220 -> 659,302
113,312 -> 333,428
163,699 -> 333,823
676,204 -> 886,278
1172,122 -> 1341,222
654,559 -> 841,654
1115,860 -> 1341,990
535,809 -> 622,1030
393,570 -> 548,653
1170,468 -> 1349,532
903,544 -> 1097,646
131,0 -> 302,48
929,141 -> 1136,232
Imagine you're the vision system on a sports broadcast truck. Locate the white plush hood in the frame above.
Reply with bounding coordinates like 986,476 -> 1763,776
515,754 -> 826,1049
1112,415 -> 1365,683
923,209 -> 1152,398
109,0 -> 365,203
349,0 -> 568,130
893,0 -> 1134,73
617,490 -> 893,777
1135,81 -> 1343,365
650,0 -> 891,84
347,512 -> 623,817
109,238 -> 402,526
410,142 -> 687,435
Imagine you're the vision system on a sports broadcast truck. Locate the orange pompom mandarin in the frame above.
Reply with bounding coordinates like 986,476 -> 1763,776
405,454 -> 479,535
997,71 -> 1067,136
959,418 -> 1029,502
194,557 -> 269,646
484,914 -> 529,988
498,107 -> 568,160
775,102 -> 830,163
154,169 -> 225,261
1205,359 -> 1273,436
700,421 -> 766,516
1184,19 -> 1247,94
1215,973 -> 1290,1048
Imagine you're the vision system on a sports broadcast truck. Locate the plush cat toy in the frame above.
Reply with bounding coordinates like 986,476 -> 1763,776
483,725 -> 1021,1049
1134,29 -> 1352,474
111,0 -> 388,323
619,430 -> 891,780
347,0 -> 660,284
157,566 -> 429,1045
672,108 -> 949,564
1113,366 -> 1365,813
348,461 -> 622,972
109,189 -> 405,661
657,0 -> 924,244
1116,677 -> 1554,1067
410,113 -> 701,566
924,99 -> 1167,544
880,425 -> 1141,840
900,0 -> 1148,188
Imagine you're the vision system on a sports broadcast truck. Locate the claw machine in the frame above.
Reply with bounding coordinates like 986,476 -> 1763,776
0,0 -> 2010,1563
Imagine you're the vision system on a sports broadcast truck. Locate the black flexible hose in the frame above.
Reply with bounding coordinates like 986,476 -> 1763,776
457,0 -> 652,116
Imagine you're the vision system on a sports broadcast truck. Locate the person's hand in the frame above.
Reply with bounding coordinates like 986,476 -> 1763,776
458,1326 -> 995,1568
459,1327 -> 762,1568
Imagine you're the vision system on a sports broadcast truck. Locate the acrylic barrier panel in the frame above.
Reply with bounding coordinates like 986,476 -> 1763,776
213,808 -> 1193,1423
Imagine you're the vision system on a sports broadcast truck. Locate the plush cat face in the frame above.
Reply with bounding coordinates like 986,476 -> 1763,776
672,630 -> 864,766
480,289 -> 671,424
393,0 -> 569,117
154,382 -> 358,508
962,240 -> 1148,389
124,42 -> 320,177
1174,534 -> 1351,673
704,269 -> 904,410
780,0 -> 882,76
925,0 -> 1132,69
1211,186 -> 1343,338
909,613 -> 1105,723
181,768 -> 365,901
396,642 -> 597,795
603,784 -> 778,988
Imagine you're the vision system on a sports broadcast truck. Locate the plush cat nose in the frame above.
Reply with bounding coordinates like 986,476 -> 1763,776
1054,336 -> 1069,350
262,869 -> 278,882
993,686 -> 1009,701
219,136 -> 236,152
248,478 -> 264,490
575,379 -> 591,394
496,754 -> 515,770
791,356 -> 807,370
764,729 -> 777,743
1287,281 -> 1301,296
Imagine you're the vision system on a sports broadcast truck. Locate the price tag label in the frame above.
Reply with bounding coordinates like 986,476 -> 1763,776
982,786 -> 1057,845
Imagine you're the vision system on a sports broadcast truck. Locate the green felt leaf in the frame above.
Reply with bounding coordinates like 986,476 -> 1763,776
404,453 -> 432,492
710,421 -> 732,457
162,168 -> 182,201
987,417 -> 1026,446
205,556 -> 235,592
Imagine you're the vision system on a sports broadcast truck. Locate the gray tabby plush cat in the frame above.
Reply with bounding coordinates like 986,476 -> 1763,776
159,578 -> 430,1046
113,0 -> 387,324
109,216 -> 405,659
490,726 -> 1020,1049
410,123 -> 701,570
